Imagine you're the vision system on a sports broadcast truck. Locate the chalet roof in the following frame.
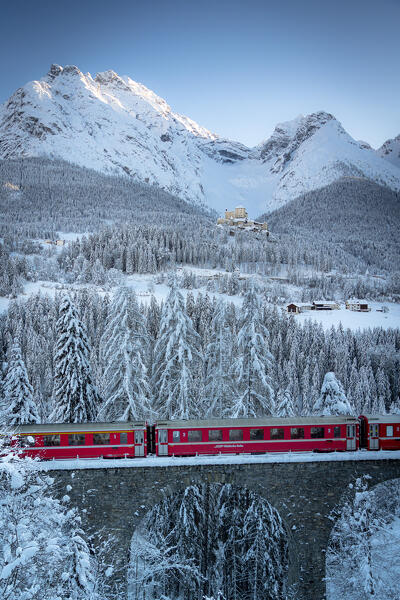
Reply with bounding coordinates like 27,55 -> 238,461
12,421 -> 146,434
360,414 -> 400,424
287,302 -> 312,307
346,298 -> 368,304
313,300 -> 339,305
155,416 -> 358,428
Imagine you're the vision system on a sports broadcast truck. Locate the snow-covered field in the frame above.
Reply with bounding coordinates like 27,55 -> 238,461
294,301 -> 400,331
34,449 -> 400,471
1,268 -> 399,333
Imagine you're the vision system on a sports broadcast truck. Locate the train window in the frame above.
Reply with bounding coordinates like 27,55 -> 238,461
209,430 -> 223,441
173,431 -> 180,442
229,429 -> 243,441
68,434 -> 85,446
310,427 -> 324,439
334,426 -> 341,438
290,428 -> 304,440
250,429 -> 264,440
93,433 -> 110,445
20,435 -> 36,447
188,430 -> 202,442
43,435 -> 60,446
387,426 -> 393,437
120,432 -> 128,444
270,428 -> 284,440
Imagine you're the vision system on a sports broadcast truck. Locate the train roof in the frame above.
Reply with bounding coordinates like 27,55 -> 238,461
360,414 -> 400,424
13,421 -> 146,435
155,416 -> 358,428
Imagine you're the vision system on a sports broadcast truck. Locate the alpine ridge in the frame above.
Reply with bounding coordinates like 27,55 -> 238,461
1,64 -> 399,215
379,134 -> 400,169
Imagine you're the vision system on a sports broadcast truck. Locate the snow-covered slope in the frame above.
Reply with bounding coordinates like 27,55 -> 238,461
379,134 -> 400,169
1,64 -> 400,215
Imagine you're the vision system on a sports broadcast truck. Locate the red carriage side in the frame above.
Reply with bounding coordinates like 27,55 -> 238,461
154,416 -> 359,457
359,414 -> 400,451
13,421 -> 147,459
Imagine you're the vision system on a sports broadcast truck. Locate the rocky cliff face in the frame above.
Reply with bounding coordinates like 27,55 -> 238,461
379,134 -> 400,169
1,64 -> 399,215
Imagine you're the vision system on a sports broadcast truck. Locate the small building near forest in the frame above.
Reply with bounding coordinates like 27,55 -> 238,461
312,301 -> 340,311
287,303 -> 313,314
345,298 -> 371,312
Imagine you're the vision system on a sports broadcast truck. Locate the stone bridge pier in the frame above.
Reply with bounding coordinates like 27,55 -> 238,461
48,458 -> 400,600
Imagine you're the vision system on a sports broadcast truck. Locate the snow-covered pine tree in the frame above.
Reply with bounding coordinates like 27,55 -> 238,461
2,340 -> 39,424
100,286 -> 152,421
64,515 -> 96,600
205,301 -> 235,417
275,387 -> 295,417
152,277 -> 202,419
326,477 -> 380,600
313,372 -> 354,416
230,287 -> 274,417
0,446 -> 102,600
51,295 -> 100,423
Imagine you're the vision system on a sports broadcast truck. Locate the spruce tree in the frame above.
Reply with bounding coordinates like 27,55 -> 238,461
276,387 -> 295,417
313,372 -> 354,416
51,295 -> 100,423
100,287 -> 152,420
231,287 -> 274,417
152,278 -> 202,419
2,340 -> 39,424
205,301 -> 234,417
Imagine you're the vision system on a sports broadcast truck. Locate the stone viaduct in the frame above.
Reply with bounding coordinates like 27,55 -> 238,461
48,457 -> 400,600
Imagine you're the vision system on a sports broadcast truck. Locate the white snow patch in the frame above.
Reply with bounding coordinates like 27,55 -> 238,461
31,450 -> 400,472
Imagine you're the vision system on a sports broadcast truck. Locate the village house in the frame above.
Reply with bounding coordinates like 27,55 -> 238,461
286,302 -> 313,314
345,298 -> 371,312
312,301 -> 340,310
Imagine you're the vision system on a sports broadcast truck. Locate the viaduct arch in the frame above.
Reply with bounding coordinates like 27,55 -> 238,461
48,458 -> 400,600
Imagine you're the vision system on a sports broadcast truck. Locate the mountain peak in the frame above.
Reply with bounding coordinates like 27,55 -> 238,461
258,111 -> 338,171
0,66 -> 399,215
379,133 -> 400,169
47,64 -> 63,79
95,69 -> 128,88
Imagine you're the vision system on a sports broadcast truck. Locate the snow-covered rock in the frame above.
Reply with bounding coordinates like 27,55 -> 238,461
1,64 -> 400,215
378,134 -> 400,169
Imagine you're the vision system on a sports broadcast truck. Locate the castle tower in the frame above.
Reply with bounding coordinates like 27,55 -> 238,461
234,206 -> 248,219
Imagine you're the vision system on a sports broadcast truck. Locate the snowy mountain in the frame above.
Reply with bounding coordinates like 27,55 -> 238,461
379,134 -> 400,169
1,64 -> 400,215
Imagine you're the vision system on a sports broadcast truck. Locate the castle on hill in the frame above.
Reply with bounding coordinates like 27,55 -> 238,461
217,206 -> 268,234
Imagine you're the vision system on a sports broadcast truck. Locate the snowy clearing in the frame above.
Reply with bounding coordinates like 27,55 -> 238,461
1,266 -> 399,332
293,301 -> 400,331
32,449 -> 400,471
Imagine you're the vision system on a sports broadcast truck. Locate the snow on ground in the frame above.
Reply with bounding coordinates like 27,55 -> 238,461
1,262 -> 399,331
33,449 -> 400,471
293,301 -> 400,331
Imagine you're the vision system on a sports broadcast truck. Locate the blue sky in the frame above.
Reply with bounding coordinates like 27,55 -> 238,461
0,0 -> 399,148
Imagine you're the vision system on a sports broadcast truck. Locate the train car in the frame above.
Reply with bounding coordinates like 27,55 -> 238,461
154,416 -> 359,457
11,421 -> 147,460
359,414 -> 400,451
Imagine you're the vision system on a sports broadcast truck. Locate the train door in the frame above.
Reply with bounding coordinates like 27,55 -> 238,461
369,424 -> 379,450
346,424 -> 356,450
134,430 -> 145,457
158,429 -> 168,456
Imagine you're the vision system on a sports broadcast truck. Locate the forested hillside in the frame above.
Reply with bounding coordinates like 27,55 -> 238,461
262,177 -> 400,275
0,157 -> 213,242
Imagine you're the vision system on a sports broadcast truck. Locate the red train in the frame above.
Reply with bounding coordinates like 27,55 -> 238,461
5,414 -> 400,460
